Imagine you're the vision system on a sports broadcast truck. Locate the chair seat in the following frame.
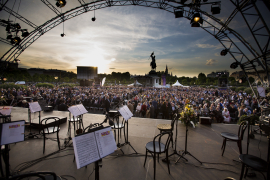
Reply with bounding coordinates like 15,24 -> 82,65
157,124 -> 172,131
111,123 -> 124,129
43,127 -> 60,134
68,118 -> 80,122
239,154 -> 268,172
146,141 -> 165,153
221,132 -> 240,140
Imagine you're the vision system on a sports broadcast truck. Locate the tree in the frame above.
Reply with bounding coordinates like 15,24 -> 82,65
248,77 -> 255,84
198,73 -> 206,83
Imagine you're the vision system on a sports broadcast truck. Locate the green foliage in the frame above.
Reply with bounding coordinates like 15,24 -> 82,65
59,83 -> 76,87
244,87 -> 253,95
230,87 -> 236,91
200,85 -> 206,88
198,73 -> 206,83
238,114 -> 259,125
248,77 -> 255,84
36,83 -> 54,88
235,87 -> 246,92
0,84 -> 27,90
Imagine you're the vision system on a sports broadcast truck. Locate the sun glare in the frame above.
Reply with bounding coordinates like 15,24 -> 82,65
78,46 -> 110,73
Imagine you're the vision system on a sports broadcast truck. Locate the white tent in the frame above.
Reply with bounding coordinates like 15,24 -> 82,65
172,80 -> 183,87
128,80 -> 142,86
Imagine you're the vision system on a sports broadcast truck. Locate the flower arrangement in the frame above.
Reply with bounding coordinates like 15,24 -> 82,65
179,103 -> 197,127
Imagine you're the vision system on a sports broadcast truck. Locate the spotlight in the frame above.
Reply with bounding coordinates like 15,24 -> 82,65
6,24 -> 11,32
174,8 -> 184,18
21,30 -> 29,37
92,17 -> 96,21
11,36 -> 21,45
211,4 -> 221,14
191,12 -> 203,27
220,49 -> 228,56
230,62 -> 238,69
6,34 -> 12,40
56,0 -> 66,8
60,33 -> 66,37
14,23 -> 21,30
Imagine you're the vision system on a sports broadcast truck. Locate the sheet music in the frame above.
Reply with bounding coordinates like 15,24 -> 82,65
0,106 -> 12,115
29,102 -> 42,113
119,105 -> 133,121
73,133 -> 100,169
77,104 -> 88,114
68,106 -> 81,117
95,127 -> 117,158
0,121 -> 25,145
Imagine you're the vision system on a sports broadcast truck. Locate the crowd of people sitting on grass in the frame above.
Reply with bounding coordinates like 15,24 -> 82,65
0,85 -> 269,123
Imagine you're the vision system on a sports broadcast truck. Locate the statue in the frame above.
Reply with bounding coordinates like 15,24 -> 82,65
149,52 -> 157,70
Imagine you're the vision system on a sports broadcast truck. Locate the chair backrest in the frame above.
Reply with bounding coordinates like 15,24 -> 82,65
153,132 -> 172,153
41,117 -> 60,133
83,123 -> 101,133
9,171 -> 57,180
238,120 -> 248,140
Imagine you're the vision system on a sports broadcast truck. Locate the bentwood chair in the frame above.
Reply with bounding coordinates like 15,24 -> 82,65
143,132 -> 172,180
41,117 -> 61,154
9,171 -> 58,180
156,117 -> 177,148
220,121 -> 247,156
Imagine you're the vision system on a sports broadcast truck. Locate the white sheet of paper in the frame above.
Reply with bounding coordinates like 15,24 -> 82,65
119,106 -> 133,121
29,102 -> 42,113
73,133 -> 100,169
68,106 -> 81,117
1,121 -> 25,145
0,106 -> 12,115
77,104 -> 88,114
95,127 -> 117,158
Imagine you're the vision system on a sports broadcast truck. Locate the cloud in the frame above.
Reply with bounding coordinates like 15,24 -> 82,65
109,68 -> 115,69
197,44 -> 222,49
206,59 -> 217,65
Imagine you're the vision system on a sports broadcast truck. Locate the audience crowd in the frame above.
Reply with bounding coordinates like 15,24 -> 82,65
0,85 -> 269,123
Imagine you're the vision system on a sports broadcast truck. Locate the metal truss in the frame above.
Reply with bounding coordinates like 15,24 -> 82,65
0,0 -> 268,88
0,37 -> 12,45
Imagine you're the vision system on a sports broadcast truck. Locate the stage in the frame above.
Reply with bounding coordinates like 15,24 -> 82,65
4,107 -> 269,180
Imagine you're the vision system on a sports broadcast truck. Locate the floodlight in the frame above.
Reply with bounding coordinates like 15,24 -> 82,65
56,0 -> 66,8
21,30 -> 29,37
11,36 -> 21,45
220,49 -> 228,56
230,62 -> 238,69
6,24 -> 11,32
14,23 -> 21,30
6,33 -> 12,40
191,12 -> 203,27
211,4 -> 221,15
174,8 -> 184,18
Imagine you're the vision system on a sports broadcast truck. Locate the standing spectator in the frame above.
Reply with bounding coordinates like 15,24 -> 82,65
222,108 -> 231,123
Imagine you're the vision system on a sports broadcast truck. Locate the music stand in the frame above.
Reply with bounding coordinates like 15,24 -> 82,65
27,102 -> 42,138
165,111 -> 187,163
176,118 -> 202,164
118,105 -> 137,154
0,120 -> 25,178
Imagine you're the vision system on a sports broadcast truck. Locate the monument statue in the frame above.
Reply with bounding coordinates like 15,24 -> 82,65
149,52 -> 157,70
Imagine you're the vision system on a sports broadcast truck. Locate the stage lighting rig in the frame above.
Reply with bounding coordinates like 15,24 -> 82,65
220,49 -> 228,56
56,0 -> 66,8
6,33 -> 12,40
230,62 -> 239,69
14,23 -> 21,30
174,8 -> 184,18
21,29 -> 29,37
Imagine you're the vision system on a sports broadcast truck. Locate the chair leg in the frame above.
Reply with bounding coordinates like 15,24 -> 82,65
143,149 -> 148,167
43,134 -> 46,154
157,154 -> 159,163
221,138 -> 225,150
244,167 -> 249,178
166,151 -> 170,174
171,133 -> 174,148
153,153 -> 156,180
238,141 -> 242,154
123,127 -> 126,142
222,139 -> 226,156
239,163 -> 245,180
57,132 -> 60,150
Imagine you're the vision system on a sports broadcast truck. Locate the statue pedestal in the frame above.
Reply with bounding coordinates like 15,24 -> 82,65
148,70 -> 159,87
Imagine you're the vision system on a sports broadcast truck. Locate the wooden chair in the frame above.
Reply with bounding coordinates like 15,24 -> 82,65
157,118 -> 176,148
220,121 -> 247,156
143,132 -> 172,180
41,117 -> 61,154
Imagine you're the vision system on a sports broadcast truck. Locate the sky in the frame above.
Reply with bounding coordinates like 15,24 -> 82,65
0,0 -> 269,77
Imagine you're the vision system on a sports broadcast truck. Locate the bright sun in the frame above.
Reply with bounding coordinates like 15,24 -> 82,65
78,46 -> 111,73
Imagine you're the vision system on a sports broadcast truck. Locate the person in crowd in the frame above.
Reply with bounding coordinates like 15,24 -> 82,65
58,99 -> 68,111
222,108 -> 231,123
136,102 -> 142,117
141,102 -> 147,118
214,106 -> 223,123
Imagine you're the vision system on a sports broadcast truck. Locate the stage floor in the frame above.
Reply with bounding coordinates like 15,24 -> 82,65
4,107 -> 269,180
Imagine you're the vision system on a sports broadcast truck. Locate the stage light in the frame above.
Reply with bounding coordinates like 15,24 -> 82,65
211,4 -> 221,14
14,23 -> 21,30
191,12 -> 203,27
230,62 -> 238,69
21,30 -> 29,37
56,0 -> 66,8
92,17 -> 96,21
11,36 -> 21,45
174,8 -> 184,18
6,24 -> 11,32
220,49 -> 228,56
6,34 -> 12,40
14,59 -> 21,63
